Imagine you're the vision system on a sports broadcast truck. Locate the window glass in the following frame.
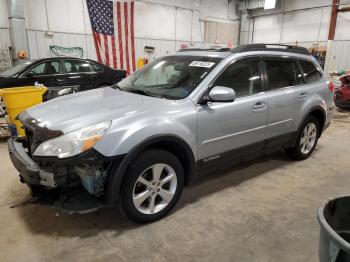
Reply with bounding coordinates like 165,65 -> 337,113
91,63 -> 103,72
265,59 -> 300,89
293,61 -> 304,85
46,61 -> 59,74
31,63 -> 46,74
213,59 -> 262,97
30,61 -> 59,75
299,60 -> 322,84
117,56 -> 222,99
64,60 -> 92,73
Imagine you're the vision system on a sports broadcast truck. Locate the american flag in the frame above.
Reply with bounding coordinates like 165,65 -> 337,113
86,0 -> 136,73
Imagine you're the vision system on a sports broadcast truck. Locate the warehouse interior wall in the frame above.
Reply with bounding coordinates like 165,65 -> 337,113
247,0 -> 350,72
0,0 -> 240,64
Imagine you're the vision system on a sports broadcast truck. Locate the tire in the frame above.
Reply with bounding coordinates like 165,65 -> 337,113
285,115 -> 320,160
120,149 -> 184,223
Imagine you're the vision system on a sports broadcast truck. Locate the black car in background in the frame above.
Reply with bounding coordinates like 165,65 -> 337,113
0,57 -> 127,92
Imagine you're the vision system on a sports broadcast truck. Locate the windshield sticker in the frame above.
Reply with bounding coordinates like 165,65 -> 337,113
189,61 -> 215,68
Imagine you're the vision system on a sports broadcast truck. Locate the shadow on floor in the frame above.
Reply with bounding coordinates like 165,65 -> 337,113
13,150 -> 294,238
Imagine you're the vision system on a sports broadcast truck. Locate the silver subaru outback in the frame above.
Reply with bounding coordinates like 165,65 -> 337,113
8,44 -> 334,222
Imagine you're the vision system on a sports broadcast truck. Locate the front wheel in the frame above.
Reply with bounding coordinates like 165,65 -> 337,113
120,149 -> 184,223
285,115 -> 320,160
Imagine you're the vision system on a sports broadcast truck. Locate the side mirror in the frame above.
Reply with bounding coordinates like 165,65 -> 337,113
207,86 -> 236,102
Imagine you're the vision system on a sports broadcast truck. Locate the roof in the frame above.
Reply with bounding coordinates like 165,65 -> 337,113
177,44 -> 310,57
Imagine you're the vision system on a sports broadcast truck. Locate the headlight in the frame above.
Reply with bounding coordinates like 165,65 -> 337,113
33,121 -> 111,158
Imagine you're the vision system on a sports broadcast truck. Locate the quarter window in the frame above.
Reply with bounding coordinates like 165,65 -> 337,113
299,60 -> 322,84
213,58 -> 262,97
91,63 -> 103,72
265,59 -> 302,90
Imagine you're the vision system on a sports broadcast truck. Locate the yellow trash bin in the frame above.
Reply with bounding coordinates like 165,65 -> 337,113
0,86 -> 47,137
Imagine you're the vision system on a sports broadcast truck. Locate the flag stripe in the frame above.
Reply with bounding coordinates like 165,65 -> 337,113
130,1 -> 136,72
124,2 -> 130,74
116,2 -> 124,70
87,0 -> 135,72
104,34 -> 110,66
111,35 -> 117,69
113,2 -> 120,69
93,32 -> 102,63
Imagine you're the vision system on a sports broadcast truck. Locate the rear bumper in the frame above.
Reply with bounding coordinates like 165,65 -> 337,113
8,138 -> 56,188
335,98 -> 350,108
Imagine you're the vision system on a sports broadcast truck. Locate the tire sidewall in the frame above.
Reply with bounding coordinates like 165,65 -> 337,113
121,150 -> 184,223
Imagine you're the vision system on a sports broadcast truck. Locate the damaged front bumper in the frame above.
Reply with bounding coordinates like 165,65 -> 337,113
8,138 -> 57,188
8,138 -> 123,212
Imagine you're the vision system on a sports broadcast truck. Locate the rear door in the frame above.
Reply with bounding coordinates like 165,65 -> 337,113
263,56 -> 305,142
61,59 -> 98,91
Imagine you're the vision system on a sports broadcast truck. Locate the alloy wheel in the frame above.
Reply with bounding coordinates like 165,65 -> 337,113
300,122 -> 317,154
132,163 -> 177,215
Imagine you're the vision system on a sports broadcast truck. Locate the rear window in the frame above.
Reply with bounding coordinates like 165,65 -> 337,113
265,59 -> 303,90
299,60 -> 322,84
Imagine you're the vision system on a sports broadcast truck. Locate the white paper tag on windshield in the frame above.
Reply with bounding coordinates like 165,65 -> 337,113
189,61 -> 215,68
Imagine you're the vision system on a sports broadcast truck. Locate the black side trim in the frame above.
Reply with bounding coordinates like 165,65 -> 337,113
196,132 -> 296,171
105,135 -> 195,205
304,105 -> 327,134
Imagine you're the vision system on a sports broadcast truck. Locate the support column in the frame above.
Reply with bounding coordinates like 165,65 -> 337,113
7,0 -> 29,64
239,10 -> 253,45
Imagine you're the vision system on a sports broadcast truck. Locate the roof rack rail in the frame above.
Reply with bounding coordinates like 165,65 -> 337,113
179,47 -> 231,52
231,44 -> 309,55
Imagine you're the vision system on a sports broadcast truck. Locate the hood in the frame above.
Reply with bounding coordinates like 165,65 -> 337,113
21,87 -> 174,133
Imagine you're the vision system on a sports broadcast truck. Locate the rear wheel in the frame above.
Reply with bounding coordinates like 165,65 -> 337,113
120,149 -> 184,223
285,115 -> 320,160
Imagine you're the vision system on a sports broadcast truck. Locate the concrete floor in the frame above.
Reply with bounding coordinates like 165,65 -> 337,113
1,109 -> 350,262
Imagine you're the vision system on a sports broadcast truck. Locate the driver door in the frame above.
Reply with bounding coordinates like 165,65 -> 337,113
197,57 -> 269,161
23,60 -> 61,87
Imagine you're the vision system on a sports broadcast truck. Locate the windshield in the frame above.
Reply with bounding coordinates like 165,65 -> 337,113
0,61 -> 33,77
116,55 -> 222,99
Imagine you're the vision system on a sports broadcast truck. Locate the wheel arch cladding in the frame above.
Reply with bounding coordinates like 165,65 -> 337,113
309,107 -> 326,135
105,135 -> 196,204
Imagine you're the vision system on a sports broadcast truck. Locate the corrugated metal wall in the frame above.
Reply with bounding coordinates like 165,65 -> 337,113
0,28 -> 11,72
22,0 -> 238,64
26,30 -> 96,60
325,40 -> 350,72
250,0 -> 350,72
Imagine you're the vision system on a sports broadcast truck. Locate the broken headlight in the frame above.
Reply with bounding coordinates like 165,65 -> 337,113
33,121 -> 111,158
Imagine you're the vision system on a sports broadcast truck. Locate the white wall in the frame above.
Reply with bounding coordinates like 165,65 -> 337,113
21,0 -> 239,63
252,0 -> 350,45
0,0 -> 11,71
0,0 -> 8,28
250,0 -> 350,71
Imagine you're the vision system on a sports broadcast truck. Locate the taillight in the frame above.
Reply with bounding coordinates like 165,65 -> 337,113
328,82 -> 335,93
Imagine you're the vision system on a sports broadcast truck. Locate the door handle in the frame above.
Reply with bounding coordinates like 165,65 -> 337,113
299,92 -> 309,100
252,101 -> 267,111
55,78 -> 65,82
